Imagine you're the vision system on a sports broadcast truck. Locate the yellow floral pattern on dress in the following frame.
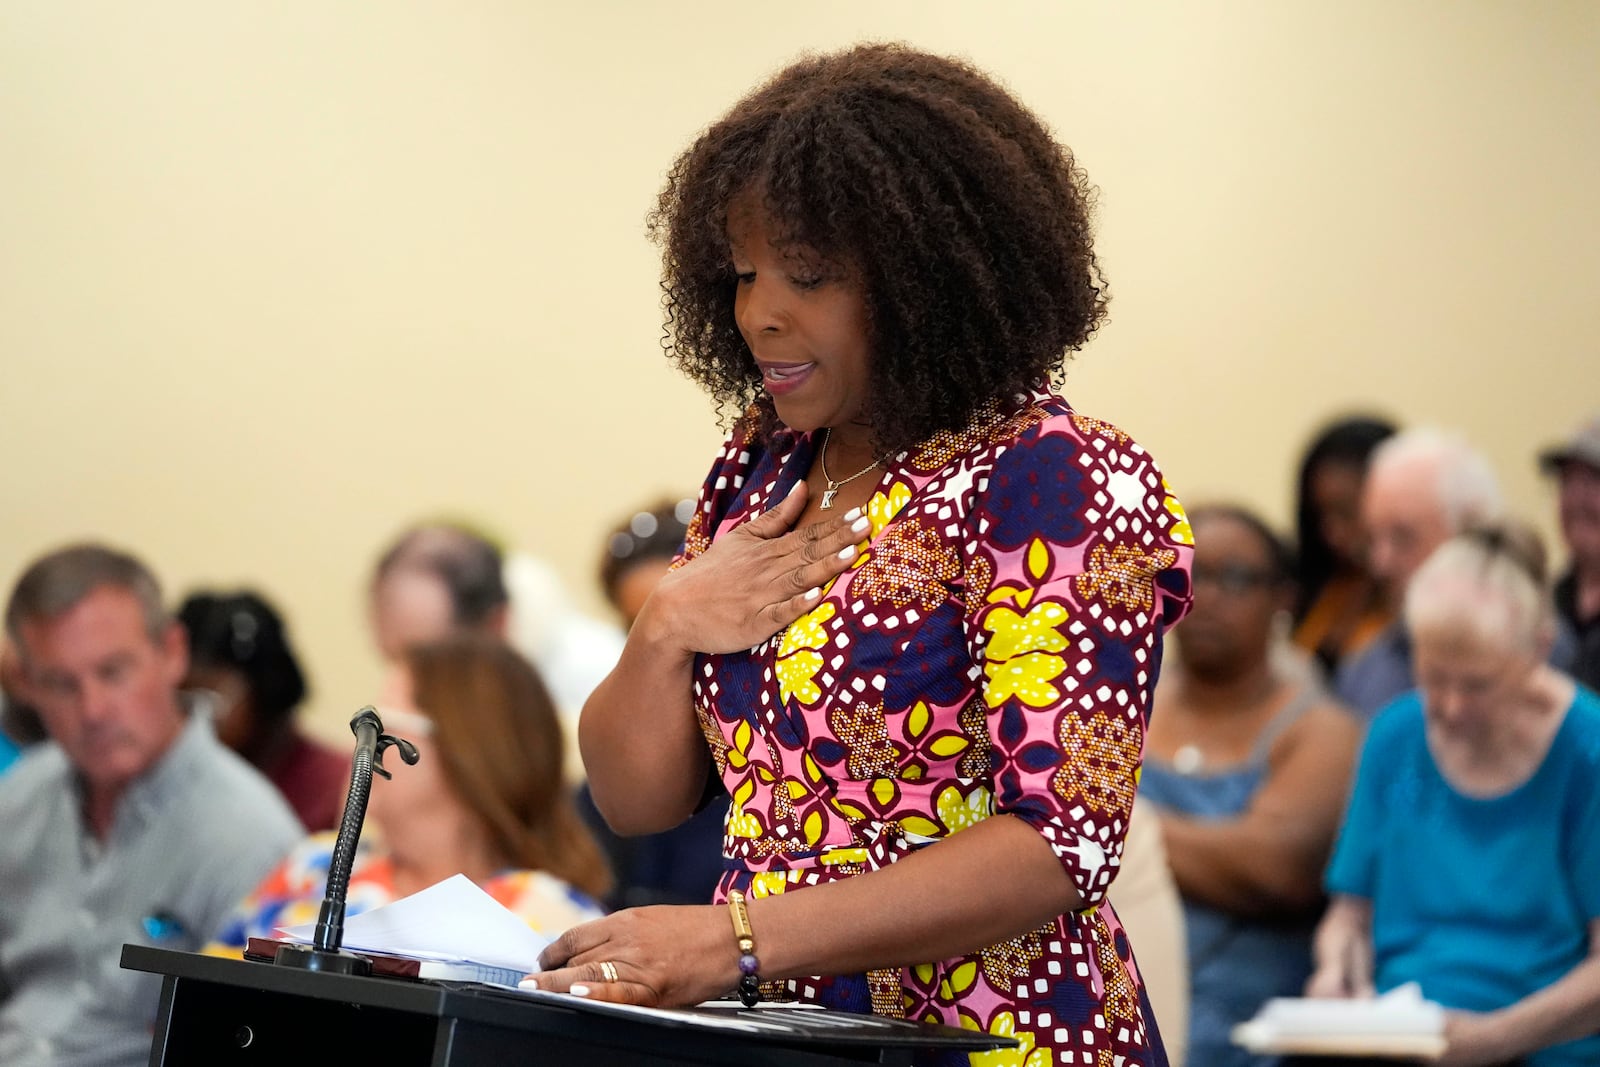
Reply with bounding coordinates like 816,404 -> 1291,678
727,777 -> 763,840
776,601 -> 836,706
866,480 -> 914,537
981,599 -> 1070,708
936,783 -> 993,833
750,870 -> 794,898
683,396 -> 1194,1065
965,1012 -> 1054,1067
1162,479 -> 1194,545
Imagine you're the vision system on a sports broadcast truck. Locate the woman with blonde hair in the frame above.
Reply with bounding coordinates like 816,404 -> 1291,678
1308,524 -> 1600,1066
208,634 -> 610,952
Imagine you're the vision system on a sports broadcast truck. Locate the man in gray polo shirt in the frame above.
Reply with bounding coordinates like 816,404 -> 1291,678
0,544 -> 303,1066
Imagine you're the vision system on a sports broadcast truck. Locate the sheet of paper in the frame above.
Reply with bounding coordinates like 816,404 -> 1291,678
277,873 -> 552,973
1252,982 -> 1444,1035
1232,983 -> 1447,1059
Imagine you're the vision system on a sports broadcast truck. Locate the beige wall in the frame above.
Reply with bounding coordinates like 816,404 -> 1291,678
2,1 -> 1595,740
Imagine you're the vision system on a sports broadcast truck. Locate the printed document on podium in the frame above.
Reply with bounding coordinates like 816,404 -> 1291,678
277,873 -> 552,974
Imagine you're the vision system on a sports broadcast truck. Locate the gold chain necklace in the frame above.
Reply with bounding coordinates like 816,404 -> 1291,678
818,428 -> 882,510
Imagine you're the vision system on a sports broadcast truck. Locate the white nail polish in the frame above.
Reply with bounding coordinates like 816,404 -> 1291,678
851,516 -> 870,533
804,587 -> 821,601
838,546 -> 856,560
519,978 -> 540,990
843,507 -> 863,521
570,984 -> 591,997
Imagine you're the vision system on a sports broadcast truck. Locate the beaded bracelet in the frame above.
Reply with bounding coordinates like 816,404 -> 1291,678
726,890 -> 761,1007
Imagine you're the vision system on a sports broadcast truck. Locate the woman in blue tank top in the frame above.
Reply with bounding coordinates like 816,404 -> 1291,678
1142,505 -> 1363,1067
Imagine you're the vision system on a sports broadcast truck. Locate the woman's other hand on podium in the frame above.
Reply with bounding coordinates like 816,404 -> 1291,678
524,905 -> 737,1006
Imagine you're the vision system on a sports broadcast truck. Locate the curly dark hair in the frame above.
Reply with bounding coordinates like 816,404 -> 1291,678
647,41 -> 1109,453
177,589 -> 309,725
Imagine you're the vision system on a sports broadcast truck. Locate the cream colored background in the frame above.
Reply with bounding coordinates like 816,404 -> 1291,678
2,1 -> 1595,740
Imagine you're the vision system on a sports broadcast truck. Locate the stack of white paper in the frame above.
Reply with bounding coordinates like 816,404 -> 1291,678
278,873 -> 553,974
1231,983 -> 1447,1059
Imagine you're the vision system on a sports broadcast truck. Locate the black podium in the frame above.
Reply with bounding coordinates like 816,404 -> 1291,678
123,945 -> 1013,1066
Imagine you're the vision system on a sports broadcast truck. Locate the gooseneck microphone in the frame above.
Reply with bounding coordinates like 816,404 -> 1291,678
273,706 -> 420,975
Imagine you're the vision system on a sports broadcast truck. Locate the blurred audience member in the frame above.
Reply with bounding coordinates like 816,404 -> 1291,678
598,497 -> 699,628
0,544 -> 300,1067
0,639 -> 47,776
1290,415 -> 1398,678
1,643 -> 29,773
368,520 -> 624,770
579,497 -> 730,909
369,520 -> 512,659
1309,524 -> 1600,1066
177,589 -> 349,832
1539,414 -> 1600,693
1143,505 -> 1362,1067
1333,428 -> 1503,718
208,634 -> 610,955
0,718 -> 16,775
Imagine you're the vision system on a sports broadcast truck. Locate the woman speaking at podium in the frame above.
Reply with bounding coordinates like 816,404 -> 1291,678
532,43 -> 1194,1066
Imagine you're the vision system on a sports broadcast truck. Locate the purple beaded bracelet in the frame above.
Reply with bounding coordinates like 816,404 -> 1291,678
726,890 -> 761,1007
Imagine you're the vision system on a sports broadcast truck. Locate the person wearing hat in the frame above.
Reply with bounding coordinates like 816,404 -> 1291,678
1539,414 -> 1600,693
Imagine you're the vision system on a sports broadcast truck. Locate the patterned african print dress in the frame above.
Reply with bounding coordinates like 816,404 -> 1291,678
683,391 -> 1194,1067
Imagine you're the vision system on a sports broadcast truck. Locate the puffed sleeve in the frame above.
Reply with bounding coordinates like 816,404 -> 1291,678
963,414 -> 1192,908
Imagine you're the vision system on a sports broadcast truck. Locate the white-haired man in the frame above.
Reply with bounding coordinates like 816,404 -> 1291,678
1334,428 -> 1506,718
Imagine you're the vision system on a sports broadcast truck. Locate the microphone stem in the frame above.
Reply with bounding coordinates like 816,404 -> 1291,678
314,710 -> 381,953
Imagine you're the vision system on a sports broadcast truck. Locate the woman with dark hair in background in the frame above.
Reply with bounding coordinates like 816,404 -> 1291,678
178,589 -> 349,832
207,634 -> 611,955
1290,415 -> 1399,677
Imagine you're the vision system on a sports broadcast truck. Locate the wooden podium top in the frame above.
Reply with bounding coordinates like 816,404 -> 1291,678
123,944 -> 1014,1066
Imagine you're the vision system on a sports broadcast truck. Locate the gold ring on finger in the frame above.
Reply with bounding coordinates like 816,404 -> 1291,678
599,960 -> 619,983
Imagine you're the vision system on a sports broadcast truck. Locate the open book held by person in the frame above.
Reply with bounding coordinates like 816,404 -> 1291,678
1232,983 -> 1446,1059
